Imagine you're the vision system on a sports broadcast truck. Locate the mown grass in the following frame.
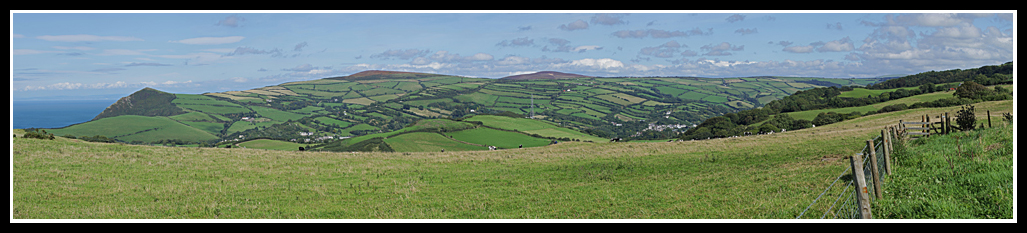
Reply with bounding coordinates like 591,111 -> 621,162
12,100 -> 1012,219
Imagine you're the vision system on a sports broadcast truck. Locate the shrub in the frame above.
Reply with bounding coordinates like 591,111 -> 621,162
23,129 -> 55,140
955,104 -> 976,131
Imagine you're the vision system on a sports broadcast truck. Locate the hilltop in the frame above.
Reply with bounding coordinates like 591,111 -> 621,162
326,70 -> 451,81
91,87 -> 186,121
500,71 -> 592,80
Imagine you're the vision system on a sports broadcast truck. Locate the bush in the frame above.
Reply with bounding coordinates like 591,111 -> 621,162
955,104 -> 976,131
23,129 -> 55,140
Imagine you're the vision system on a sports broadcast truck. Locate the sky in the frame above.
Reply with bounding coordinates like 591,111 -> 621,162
10,10 -> 1016,100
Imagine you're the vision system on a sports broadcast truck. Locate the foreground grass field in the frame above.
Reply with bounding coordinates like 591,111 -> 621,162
875,123 -> 1013,219
12,100 -> 1011,219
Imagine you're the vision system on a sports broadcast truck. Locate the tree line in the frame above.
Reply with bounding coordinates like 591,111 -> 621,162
679,62 -> 1013,141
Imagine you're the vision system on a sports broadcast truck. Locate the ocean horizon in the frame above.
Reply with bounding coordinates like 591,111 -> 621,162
11,99 -> 117,130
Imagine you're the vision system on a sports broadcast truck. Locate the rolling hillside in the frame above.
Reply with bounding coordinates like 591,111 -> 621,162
13,99 -> 1012,219
36,69 -> 890,149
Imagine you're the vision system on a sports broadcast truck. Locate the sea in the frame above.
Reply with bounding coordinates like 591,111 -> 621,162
11,99 -> 117,129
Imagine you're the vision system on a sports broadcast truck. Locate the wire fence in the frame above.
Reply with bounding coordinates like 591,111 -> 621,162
797,135 -> 890,219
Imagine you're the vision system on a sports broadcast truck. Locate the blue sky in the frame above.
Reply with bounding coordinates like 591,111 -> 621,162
11,11 -> 1015,100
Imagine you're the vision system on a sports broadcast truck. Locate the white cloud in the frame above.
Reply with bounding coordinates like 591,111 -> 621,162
36,34 -> 143,42
568,58 -> 624,69
572,45 -> 603,53
170,36 -> 245,45
783,45 -> 815,53
816,37 -> 854,52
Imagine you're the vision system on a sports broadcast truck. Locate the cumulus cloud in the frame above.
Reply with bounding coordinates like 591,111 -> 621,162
558,19 -> 589,31
611,28 -> 712,39
781,37 -> 854,53
783,45 -> 815,53
36,34 -> 143,42
217,15 -> 245,27
591,13 -> 628,26
700,42 -> 743,56
817,37 -> 855,52
725,14 -> 746,23
170,36 -> 245,45
734,28 -> 758,35
518,25 -> 532,31
845,13 -> 1012,75
639,41 -> 684,58
567,58 -> 624,69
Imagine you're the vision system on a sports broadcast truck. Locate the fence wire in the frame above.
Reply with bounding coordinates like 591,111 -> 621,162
798,135 -> 890,219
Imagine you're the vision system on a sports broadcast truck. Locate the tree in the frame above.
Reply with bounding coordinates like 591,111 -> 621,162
953,81 -> 992,100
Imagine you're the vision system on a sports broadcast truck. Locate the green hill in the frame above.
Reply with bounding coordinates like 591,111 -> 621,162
92,87 -> 187,120
31,68 -> 902,146
13,99 -> 1012,219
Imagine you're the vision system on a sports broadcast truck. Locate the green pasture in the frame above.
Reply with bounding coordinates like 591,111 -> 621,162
46,115 -> 218,143
383,132 -> 487,152
236,139 -> 308,151
444,127 -> 552,149
251,106 -> 308,122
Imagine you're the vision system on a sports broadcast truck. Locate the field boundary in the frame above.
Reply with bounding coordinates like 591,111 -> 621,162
797,126 -> 894,219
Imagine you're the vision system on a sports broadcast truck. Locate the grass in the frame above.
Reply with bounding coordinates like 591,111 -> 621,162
250,106 -> 308,122
786,91 -> 957,121
236,139 -> 309,151
462,115 -> 608,142
383,132 -> 488,152
444,127 -> 553,149
873,122 -> 1013,219
46,115 -> 219,143
11,100 -> 1012,219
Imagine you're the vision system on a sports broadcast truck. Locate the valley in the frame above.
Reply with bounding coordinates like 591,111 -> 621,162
41,70 -> 890,151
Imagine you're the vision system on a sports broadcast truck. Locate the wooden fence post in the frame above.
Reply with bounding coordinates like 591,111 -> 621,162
851,153 -> 873,219
881,129 -> 892,175
988,110 -> 992,128
867,139 -> 883,200
943,112 -> 948,135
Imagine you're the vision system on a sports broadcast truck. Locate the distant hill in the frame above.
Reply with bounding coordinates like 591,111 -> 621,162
38,67 -> 903,147
92,87 -> 186,121
500,71 -> 592,80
